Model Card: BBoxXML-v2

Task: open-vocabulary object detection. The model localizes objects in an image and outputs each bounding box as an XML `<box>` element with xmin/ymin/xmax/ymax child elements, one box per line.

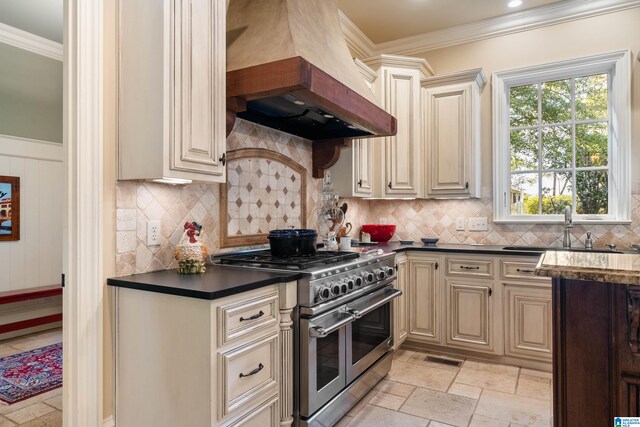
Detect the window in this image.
<box><xmin>493</xmin><ymin>51</ymin><xmax>632</xmax><ymax>223</ymax></box>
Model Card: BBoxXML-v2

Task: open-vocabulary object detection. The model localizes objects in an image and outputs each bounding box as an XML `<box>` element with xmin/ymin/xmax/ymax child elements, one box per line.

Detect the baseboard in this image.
<box><xmin>103</xmin><ymin>415</ymin><xmax>115</xmax><ymax>427</ymax></box>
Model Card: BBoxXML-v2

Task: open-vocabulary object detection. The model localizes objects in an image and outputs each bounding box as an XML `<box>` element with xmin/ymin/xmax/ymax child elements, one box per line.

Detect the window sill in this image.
<box><xmin>493</xmin><ymin>218</ymin><xmax>632</xmax><ymax>225</ymax></box>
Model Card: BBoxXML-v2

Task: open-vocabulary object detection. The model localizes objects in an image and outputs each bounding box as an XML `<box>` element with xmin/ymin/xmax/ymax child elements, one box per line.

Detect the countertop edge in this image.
<box><xmin>535</xmin><ymin>252</ymin><xmax>640</xmax><ymax>286</ymax></box>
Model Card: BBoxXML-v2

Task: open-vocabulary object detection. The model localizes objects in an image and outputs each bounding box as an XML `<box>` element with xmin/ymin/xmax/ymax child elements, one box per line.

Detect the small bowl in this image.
<box><xmin>421</xmin><ymin>237</ymin><xmax>439</xmax><ymax>245</ymax></box>
<box><xmin>399</xmin><ymin>240</ymin><xmax>414</xmax><ymax>245</ymax></box>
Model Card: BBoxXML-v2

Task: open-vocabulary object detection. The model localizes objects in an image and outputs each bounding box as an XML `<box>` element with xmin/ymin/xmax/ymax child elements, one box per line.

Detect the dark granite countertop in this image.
<box><xmin>352</xmin><ymin>242</ymin><xmax>545</xmax><ymax>257</ymax></box>
<box><xmin>107</xmin><ymin>266</ymin><xmax>303</xmax><ymax>300</ymax></box>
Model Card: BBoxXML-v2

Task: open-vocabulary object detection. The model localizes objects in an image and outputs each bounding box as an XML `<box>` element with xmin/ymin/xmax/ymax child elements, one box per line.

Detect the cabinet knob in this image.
<box><xmin>358</xmin><ymin>179</ymin><xmax>363</xmax><ymax>187</ymax></box>
<box><xmin>219</xmin><ymin>152</ymin><xmax>226</xmax><ymax>166</ymax></box>
<box><xmin>388</xmin><ymin>181</ymin><xmax>392</xmax><ymax>189</ymax></box>
<box><xmin>465</xmin><ymin>182</ymin><xmax>469</xmax><ymax>189</ymax></box>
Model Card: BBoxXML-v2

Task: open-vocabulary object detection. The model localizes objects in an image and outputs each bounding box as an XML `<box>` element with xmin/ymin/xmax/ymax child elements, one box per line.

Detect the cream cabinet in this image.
<box><xmin>406</xmin><ymin>253</ymin><xmax>443</xmax><ymax>345</ymax></box>
<box><xmin>118</xmin><ymin>0</ymin><xmax>226</xmax><ymax>183</ymax></box>
<box><xmin>393</xmin><ymin>254</ymin><xmax>408</xmax><ymax>349</ymax></box>
<box><xmin>115</xmin><ymin>282</ymin><xmax>297</xmax><ymax>427</ymax></box>
<box><xmin>330</xmin><ymin>59</ymin><xmax>377</xmax><ymax>198</ymax></box>
<box><xmin>363</xmin><ymin>55</ymin><xmax>433</xmax><ymax>198</ymax></box>
<box><xmin>445</xmin><ymin>277</ymin><xmax>499</xmax><ymax>354</ymax></box>
<box><xmin>421</xmin><ymin>69</ymin><xmax>485</xmax><ymax>198</ymax></box>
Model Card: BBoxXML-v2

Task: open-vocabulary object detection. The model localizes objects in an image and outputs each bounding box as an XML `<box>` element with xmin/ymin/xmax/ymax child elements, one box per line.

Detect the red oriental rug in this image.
<box><xmin>0</xmin><ymin>343</ymin><xmax>62</xmax><ymax>404</ymax></box>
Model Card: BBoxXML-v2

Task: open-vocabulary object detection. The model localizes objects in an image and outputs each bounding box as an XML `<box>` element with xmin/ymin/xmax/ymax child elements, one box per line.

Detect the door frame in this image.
<box><xmin>63</xmin><ymin>0</ymin><xmax>104</xmax><ymax>426</ymax></box>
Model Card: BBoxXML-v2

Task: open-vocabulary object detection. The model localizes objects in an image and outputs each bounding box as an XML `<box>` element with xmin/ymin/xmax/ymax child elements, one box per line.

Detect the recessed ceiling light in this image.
<box><xmin>508</xmin><ymin>0</ymin><xmax>522</xmax><ymax>7</ymax></box>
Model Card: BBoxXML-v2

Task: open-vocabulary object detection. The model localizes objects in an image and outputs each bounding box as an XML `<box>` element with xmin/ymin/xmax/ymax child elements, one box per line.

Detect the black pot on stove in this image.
<box><xmin>267</xmin><ymin>229</ymin><xmax>318</xmax><ymax>258</ymax></box>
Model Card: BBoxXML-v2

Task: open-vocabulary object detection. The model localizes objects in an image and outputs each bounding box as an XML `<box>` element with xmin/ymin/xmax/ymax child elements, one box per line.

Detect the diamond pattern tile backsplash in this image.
<box><xmin>342</xmin><ymin>194</ymin><xmax>640</xmax><ymax>251</ymax></box>
<box><xmin>115</xmin><ymin>119</ymin><xmax>322</xmax><ymax>275</ymax></box>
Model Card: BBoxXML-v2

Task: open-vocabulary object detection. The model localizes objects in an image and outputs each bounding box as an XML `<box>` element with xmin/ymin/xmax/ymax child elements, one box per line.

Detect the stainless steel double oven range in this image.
<box><xmin>216</xmin><ymin>249</ymin><xmax>401</xmax><ymax>426</ymax></box>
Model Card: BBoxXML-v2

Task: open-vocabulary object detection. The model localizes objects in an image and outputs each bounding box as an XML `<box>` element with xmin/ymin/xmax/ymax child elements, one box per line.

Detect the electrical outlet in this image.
<box><xmin>147</xmin><ymin>220</ymin><xmax>161</xmax><ymax>245</ymax></box>
<box><xmin>456</xmin><ymin>217</ymin><xmax>465</xmax><ymax>231</ymax></box>
<box><xmin>468</xmin><ymin>217</ymin><xmax>488</xmax><ymax>231</ymax></box>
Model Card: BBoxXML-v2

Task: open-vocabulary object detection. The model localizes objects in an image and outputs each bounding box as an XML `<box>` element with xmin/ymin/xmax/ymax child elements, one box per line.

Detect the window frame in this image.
<box><xmin>492</xmin><ymin>50</ymin><xmax>632</xmax><ymax>224</ymax></box>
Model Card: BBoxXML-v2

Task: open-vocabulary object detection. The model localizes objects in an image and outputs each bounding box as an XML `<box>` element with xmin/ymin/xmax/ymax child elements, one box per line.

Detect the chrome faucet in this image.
<box><xmin>562</xmin><ymin>205</ymin><xmax>573</xmax><ymax>248</ymax></box>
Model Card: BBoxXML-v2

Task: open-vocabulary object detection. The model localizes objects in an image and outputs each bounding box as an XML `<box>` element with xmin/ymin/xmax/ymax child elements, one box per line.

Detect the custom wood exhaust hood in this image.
<box><xmin>226</xmin><ymin>0</ymin><xmax>396</xmax><ymax>178</ymax></box>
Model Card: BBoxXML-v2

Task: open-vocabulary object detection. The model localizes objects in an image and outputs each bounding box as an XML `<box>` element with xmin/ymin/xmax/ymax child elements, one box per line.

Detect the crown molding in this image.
<box><xmin>338</xmin><ymin>10</ymin><xmax>375</xmax><ymax>58</ymax></box>
<box><xmin>353</xmin><ymin>58</ymin><xmax>378</xmax><ymax>83</ymax></box>
<box><xmin>362</xmin><ymin>53</ymin><xmax>435</xmax><ymax>77</ymax></box>
<box><xmin>0</xmin><ymin>22</ymin><xmax>63</xmax><ymax>61</ymax></box>
<box><xmin>340</xmin><ymin>0</ymin><xmax>640</xmax><ymax>57</ymax></box>
<box><xmin>421</xmin><ymin>68</ymin><xmax>487</xmax><ymax>88</ymax></box>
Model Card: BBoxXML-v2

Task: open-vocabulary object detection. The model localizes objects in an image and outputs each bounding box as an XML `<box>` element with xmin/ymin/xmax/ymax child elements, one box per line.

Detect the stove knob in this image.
<box><xmin>332</xmin><ymin>284</ymin><xmax>341</xmax><ymax>296</ymax></box>
<box><xmin>341</xmin><ymin>283</ymin><xmax>348</xmax><ymax>294</ymax></box>
<box><xmin>346</xmin><ymin>278</ymin><xmax>355</xmax><ymax>290</ymax></box>
<box><xmin>354</xmin><ymin>276</ymin><xmax>363</xmax><ymax>287</ymax></box>
<box><xmin>363</xmin><ymin>272</ymin><xmax>374</xmax><ymax>284</ymax></box>
<box><xmin>375</xmin><ymin>269</ymin><xmax>386</xmax><ymax>280</ymax></box>
<box><xmin>317</xmin><ymin>286</ymin><xmax>331</xmax><ymax>301</ymax></box>
<box><xmin>386</xmin><ymin>266</ymin><xmax>395</xmax><ymax>277</ymax></box>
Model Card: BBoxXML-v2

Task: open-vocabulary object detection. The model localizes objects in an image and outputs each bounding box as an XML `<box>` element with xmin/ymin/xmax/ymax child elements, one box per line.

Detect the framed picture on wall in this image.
<box><xmin>0</xmin><ymin>176</ymin><xmax>20</xmax><ymax>241</ymax></box>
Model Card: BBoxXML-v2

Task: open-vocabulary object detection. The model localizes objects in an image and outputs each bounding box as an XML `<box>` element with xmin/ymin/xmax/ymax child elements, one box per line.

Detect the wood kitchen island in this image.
<box><xmin>536</xmin><ymin>251</ymin><xmax>640</xmax><ymax>426</ymax></box>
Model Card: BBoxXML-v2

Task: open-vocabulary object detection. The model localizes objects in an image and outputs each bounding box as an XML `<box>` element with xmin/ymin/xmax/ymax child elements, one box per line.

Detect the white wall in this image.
<box><xmin>0</xmin><ymin>134</ymin><xmax>63</xmax><ymax>291</ymax></box>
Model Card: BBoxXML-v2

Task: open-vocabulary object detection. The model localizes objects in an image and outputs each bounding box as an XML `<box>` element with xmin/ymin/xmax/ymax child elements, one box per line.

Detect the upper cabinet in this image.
<box><xmin>330</xmin><ymin>59</ymin><xmax>377</xmax><ymax>198</ymax></box>
<box><xmin>421</xmin><ymin>69</ymin><xmax>486</xmax><ymax>198</ymax></box>
<box><xmin>363</xmin><ymin>55</ymin><xmax>432</xmax><ymax>198</ymax></box>
<box><xmin>118</xmin><ymin>0</ymin><xmax>227</xmax><ymax>183</ymax></box>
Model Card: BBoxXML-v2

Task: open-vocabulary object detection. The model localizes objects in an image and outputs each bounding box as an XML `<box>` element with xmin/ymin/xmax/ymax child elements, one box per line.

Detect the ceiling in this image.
<box><xmin>0</xmin><ymin>0</ymin><xmax>63</xmax><ymax>43</ymax></box>
<box><xmin>337</xmin><ymin>0</ymin><xmax>567</xmax><ymax>44</ymax></box>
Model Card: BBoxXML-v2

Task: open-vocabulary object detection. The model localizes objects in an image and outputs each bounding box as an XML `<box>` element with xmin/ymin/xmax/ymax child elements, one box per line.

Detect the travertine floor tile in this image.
<box><xmin>475</xmin><ymin>390</ymin><xmax>551</xmax><ymax>426</ymax></box>
<box><xmin>350</xmin><ymin>405</ymin><xmax>430</xmax><ymax>427</ymax></box>
<box><xmin>454</xmin><ymin>360</ymin><xmax>519</xmax><ymax>394</ymax></box>
<box><xmin>346</xmin><ymin>389</ymin><xmax>376</xmax><ymax>417</ymax></box>
<box><xmin>0</xmin><ymin>390</ymin><xmax>62</xmax><ymax>416</ymax></box>
<box><xmin>0</xmin><ymin>415</ymin><xmax>16</xmax><ymax>427</ymax></box>
<box><xmin>4</xmin><ymin>403</ymin><xmax>54</xmax><ymax>425</ymax></box>
<box><xmin>400</xmin><ymin>387</ymin><xmax>476</xmax><ymax>427</ymax></box>
<box><xmin>42</xmin><ymin>394</ymin><xmax>62</xmax><ymax>411</ymax></box>
<box><xmin>334</xmin><ymin>415</ymin><xmax>352</xmax><ymax>427</ymax></box>
<box><xmin>448</xmin><ymin>383</ymin><xmax>482</xmax><ymax>399</ymax></box>
<box><xmin>469</xmin><ymin>414</ymin><xmax>510</xmax><ymax>426</ymax></box>
<box><xmin>16</xmin><ymin>410</ymin><xmax>61</xmax><ymax>427</ymax></box>
<box><xmin>429</xmin><ymin>421</ymin><xmax>454</xmax><ymax>427</ymax></box>
<box><xmin>373</xmin><ymin>379</ymin><xmax>416</xmax><ymax>397</ymax></box>
<box><xmin>516</xmin><ymin>375</ymin><xmax>551</xmax><ymax>401</ymax></box>
<box><xmin>368</xmin><ymin>391</ymin><xmax>406</xmax><ymax>411</ymax></box>
<box><xmin>388</xmin><ymin>361</ymin><xmax>456</xmax><ymax>391</ymax></box>
<box><xmin>520</xmin><ymin>368</ymin><xmax>552</xmax><ymax>380</ymax></box>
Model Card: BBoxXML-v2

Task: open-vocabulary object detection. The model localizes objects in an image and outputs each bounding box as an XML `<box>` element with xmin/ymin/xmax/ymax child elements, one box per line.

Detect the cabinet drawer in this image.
<box><xmin>501</xmin><ymin>260</ymin><xmax>548</xmax><ymax>282</ymax></box>
<box><xmin>218</xmin><ymin>290</ymin><xmax>279</xmax><ymax>346</ymax></box>
<box><xmin>225</xmin><ymin>395</ymin><xmax>279</xmax><ymax>427</ymax></box>
<box><xmin>218</xmin><ymin>332</ymin><xmax>279</xmax><ymax>419</ymax></box>
<box><xmin>446</xmin><ymin>258</ymin><xmax>493</xmax><ymax>278</ymax></box>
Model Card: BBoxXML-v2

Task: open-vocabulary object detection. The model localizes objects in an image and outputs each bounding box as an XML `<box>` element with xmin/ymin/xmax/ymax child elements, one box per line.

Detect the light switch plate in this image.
<box><xmin>456</xmin><ymin>217</ymin><xmax>465</xmax><ymax>231</ymax></box>
<box><xmin>147</xmin><ymin>220</ymin><xmax>161</xmax><ymax>246</ymax></box>
<box><xmin>469</xmin><ymin>217</ymin><xmax>488</xmax><ymax>231</ymax></box>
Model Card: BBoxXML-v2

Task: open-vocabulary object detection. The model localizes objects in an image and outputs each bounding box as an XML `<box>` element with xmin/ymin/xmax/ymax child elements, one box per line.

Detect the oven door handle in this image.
<box><xmin>346</xmin><ymin>288</ymin><xmax>402</xmax><ymax>319</ymax></box>
<box><xmin>309</xmin><ymin>312</ymin><xmax>354</xmax><ymax>338</ymax></box>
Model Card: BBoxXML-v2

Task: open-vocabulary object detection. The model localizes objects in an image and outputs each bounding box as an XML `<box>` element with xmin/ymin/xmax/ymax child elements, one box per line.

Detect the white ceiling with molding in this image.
<box><xmin>0</xmin><ymin>0</ymin><xmax>63</xmax><ymax>43</ymax></box>
<box><xmin>337</xmin><ymin>0</ymin><xmax>566</xmax><ymax>43</ymax></box>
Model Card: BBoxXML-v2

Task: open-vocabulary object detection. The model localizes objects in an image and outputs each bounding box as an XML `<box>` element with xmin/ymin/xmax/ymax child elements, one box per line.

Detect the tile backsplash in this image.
<box><xmin>115</xmin><ymin>119</ymin><xmax>322</xmax><ymax>275</ymax></box>
<box><xmin>343</xmin><ymin>194</ymin><xmax>640</xmax><ymax>250</ymax></box>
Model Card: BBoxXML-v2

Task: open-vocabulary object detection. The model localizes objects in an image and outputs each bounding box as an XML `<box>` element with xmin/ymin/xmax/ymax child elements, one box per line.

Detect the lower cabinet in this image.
<box><xmin>400</xmin><ymin>252</ymin><xmax>551</xmax><ymax>366</ymax></box>
<box><xmin>115</xmin><ymin>282</ymin><xmax>297</xmax><ymax>427</ymax></box>
<box><xmin>406</xmin><ymin>253</ymin><xmax>443</xmax><ymax>345</ymax></box>
<box><xmin>445</xmin><ymin>278</ymin><xmax>499</xmax><ymax>354</ymax></box>
<box><xmin>503</xmin><ymin>283</ymin><xmax>552</xmax><ymax>361</ymax></box>
<box><xmin>393</xmin><ymin>254</ymin><xmax>408</xmax><ymax>349</ymax></box>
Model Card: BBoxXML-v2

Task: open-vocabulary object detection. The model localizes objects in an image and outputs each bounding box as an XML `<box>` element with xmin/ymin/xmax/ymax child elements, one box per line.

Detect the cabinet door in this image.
<box><xmin>407</xmin><ymin>255</ymin><xmax>442</xmax><ymax>344</ymax></box>
<box><xmin>503</xmin><ymin>284</ymin><xmax>552</xmax><ymax>361</ymax></box>
<box><xmin>393</xmin><ymin>255</ymin><xmax>408</xmax><ymax>349</ymax></box>
<box><xmin>170</xmin><ymin>0</ymin><xmax>226</xmax><ymax>180</ymax></box>
<box><xmin>384</xmin><ymin>70</ymin><xmax>420</xmax><ymax>197</ymax></box>
<box><xmin>353</xmin><ymin>139</ymin><xmax>373</xmax><ymax>197</ymax></box>
<box><xmin>446</xmin><ymin>278</ymin><xmax>498</xmax><ymax>353</ymax></box>
<box><xmin>424</xmin><ymin>83</ymin><xmax>471</xmax><ymax>197</ymax></box>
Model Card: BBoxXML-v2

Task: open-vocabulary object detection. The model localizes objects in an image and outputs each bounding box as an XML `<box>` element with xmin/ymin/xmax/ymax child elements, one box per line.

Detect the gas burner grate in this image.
<box><xmin>217</xmin><ymin>250</ymin><xmax>359</xmax><ymax>270</ymax></box>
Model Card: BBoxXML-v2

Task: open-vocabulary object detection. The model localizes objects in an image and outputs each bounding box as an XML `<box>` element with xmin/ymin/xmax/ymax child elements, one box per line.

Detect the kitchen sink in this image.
<box><xmin>502</xmin><ymin>245</ymin><xmax>622</xmax><ymax>254</ymax></box>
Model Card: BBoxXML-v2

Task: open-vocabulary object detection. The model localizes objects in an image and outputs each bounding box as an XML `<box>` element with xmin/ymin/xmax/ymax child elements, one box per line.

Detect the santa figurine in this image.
<box><xmin>174</xmin><ymin>221</ymin><xmax>208</xmax><ymax>274</ymax></box>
